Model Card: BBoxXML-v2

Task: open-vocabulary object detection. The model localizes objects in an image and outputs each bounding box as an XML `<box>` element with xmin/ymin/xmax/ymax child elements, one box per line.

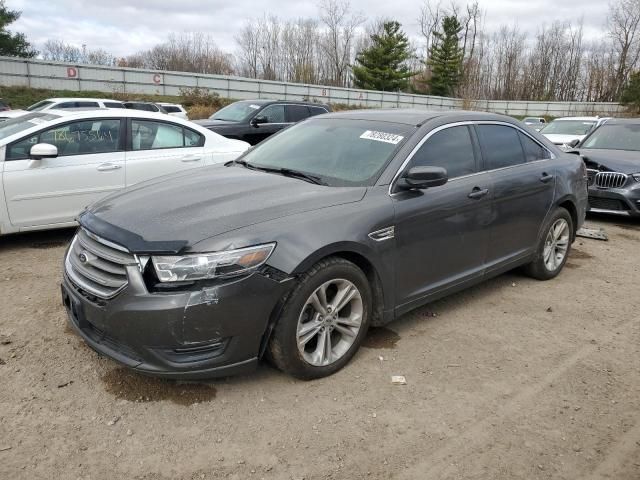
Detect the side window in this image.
<box><xmin>131</xmin><ymin>120</ymin><xmax>184</xmax><ymax>150</ymax></box>
<box><xmin>259</xmin><ymin>105</ymin><xmax>285</xmax><ymax>123</ymax></box>
<box><xmin>519</xmin><ymin>132</ymin><xmax>550</xmax><ymax>162</ymax></box>
<box><xmin>7</xmin><ymin>120</ymin><xmax>121</xmax><ymax>159</ymax></box>
<box><xmin>409</xmin><ymin>126</ymin><xmax>476</xmax><ymax>178</ymax></box>
<box><xmin>75</xmin><ymin>101</ymin><xmax>99</xmax><ymax>108</ymax></box>
<box><xmin>56</xmin><ymin>102</ymin><xmax>76</xmax><ymax>109</ymax></box>
<box><xmin>103</xmin><ymin>102</ymin><xmax>125</xmax><ymax>109</ymax></box>
<box><xmin>309</xmin><ymin>106</ymin><xmax>328</xmax><ymax>117</ymax></box>
<box><xmin>184</xmin><ymin>128</ymin><xmax>204</xmax><ymax>147</ymax></box>
<box><xmin>476</xmin><ymin>125</ymin><xmax>526</xmax><ymax>170</ymax></box>
<box><xmin>286</xmin><ymin>105</ymin><xmax>310</xmax><ymax>123</ymax></box>
<box><xmin>6</xmin><ymin>134</ymin><xmax>39</xmax><ymax>160</ymax></box>
<box><xmin>40</xmin><ymin>119</ymin><xmax>121</xmax><ymax>156</ymax></box>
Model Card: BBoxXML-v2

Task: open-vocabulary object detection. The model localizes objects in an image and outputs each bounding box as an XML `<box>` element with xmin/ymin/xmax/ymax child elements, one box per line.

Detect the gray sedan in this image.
<box><xmin>62</xmin><ymin>110</ymin><xmax>588</xmax><ymax>380</ymax></box>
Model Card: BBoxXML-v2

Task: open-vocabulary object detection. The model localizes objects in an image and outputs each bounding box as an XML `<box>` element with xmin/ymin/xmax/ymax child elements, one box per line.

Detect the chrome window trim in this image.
<box><xmin>388</xmin><ymin>120</ymin><xmax>556</xmax><ymax>196</ymax></box>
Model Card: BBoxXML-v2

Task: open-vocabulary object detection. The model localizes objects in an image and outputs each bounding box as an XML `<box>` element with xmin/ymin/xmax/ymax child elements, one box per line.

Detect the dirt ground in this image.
<box><xmin>0</xmin><ymin>214</ymin><xmax>638</xmax><ymax>480</ymax></box>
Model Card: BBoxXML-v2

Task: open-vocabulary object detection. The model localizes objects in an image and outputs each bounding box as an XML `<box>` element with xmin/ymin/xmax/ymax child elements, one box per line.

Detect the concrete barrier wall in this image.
<box><xmin>0</xmin><ymin>56</ymin><xmax>626</xmax><ymax>117</ymax></box>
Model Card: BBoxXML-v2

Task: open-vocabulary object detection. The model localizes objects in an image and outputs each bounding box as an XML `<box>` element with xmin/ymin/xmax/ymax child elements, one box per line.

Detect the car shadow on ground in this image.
<box><xmin>0</xmin><ymin>227</ymin><xmax>76</xmax><ymax>252</ymax></box>
<box><xmin>585</xmin><ymin>211</ymin><xmax>639</xmax><ymax>229</ymax></box>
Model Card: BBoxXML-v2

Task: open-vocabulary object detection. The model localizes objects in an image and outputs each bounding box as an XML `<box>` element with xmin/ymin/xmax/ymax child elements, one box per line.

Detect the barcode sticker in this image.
<box><xmin>360</xmin><ymin>130</ymin><xmax>404</xmax><ymax>144</ymax></box>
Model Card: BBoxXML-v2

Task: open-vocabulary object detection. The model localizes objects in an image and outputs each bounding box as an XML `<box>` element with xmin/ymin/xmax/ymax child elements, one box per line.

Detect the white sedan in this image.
<box><xmin>0</xmin><ymin>109</ymin><xmax>249</xmax><ymax>235</ymax></box>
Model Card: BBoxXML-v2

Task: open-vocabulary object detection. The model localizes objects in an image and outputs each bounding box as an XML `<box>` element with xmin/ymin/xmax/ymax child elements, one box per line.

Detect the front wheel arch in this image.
<box><xmin>259</xmin><ymin>248</ymin><xmax>387</xmax><ymax>360</ymax></box>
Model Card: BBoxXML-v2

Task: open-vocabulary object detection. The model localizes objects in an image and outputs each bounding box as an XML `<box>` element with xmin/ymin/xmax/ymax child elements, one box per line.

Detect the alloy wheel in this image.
<box><xmin>296</xmin><ymin>279</ymin><xmax>363</xmax><ymax>367</ymax></box>
<box><xmin>543</xmin><ymin>218</ymin><xmax>570</xmax><ymax>271</ymax></box>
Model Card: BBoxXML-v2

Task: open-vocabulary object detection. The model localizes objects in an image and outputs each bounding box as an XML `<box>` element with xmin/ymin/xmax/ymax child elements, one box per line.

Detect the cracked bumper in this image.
<box><xmin>61</xmin><ymin>268</ymin><xmax>294</xmax><ymax>380</ymax></box>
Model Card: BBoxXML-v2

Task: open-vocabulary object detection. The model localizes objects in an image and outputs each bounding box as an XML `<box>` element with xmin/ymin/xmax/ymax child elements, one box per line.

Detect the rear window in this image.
<box><xmin>27</xmin><ymin>100</ymin><xmax>55</xmax><ymax>111</ymax></box>
<box><xmin>75</xmin><ymin>101</ymin><xmax>100</xmax><ymax>108</ymax></box>
<box><xmin>124</xmin><ymin>103</ymin><xmax>157</xmax><ymax>112</ymax></box>
<box><xmin>309</xmin><ymin>106</ymin><xmax>329</xmax><ymax>117</ymax></box>
<box><xmin>287</xmin><ymin>105</ymin><xmax>311</xmax><ymax>122</ymax></box>
<box><xmin>162</xmin><ymin>106</ymin><xmax>181</xmax><ymax>113</ymax></box>
<box><xmin>477</xmin><ymin>124</ymin><xmax>526</xmax><ymax>170</ymax></box>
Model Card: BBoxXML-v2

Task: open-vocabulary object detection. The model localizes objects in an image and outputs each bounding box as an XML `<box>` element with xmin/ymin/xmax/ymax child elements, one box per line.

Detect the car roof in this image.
<box><xmin>45</xmin><ymin>98</ymin><xmax>123</xmax><ymax>103</ymax></box>
<box><xmin>234</xmin><ymin>99</ymin><xmax>329</xmax><ymax>108</ymax></box>
<box><xmin>552</xmin><ymin>116</ymin><xmax>600</xmax><ymax>121</ymax></box>
<box><xmin>43</xmin><ymin>108</ymin><xmax>176</xmax><ymax>120</ymax></box>
<box><xmin>599</xmin><ymin>118</ymin><xmax>640</xmax><ymax>125</ymax></box>
<box><xmin>320</xmin><ymin>109</ymin><xmax>518</xmax><ymax>126</ymax></box>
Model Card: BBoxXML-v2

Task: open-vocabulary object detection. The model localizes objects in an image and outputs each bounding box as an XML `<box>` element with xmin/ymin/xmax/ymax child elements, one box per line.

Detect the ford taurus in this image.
<box><xmin>61</xmin><ymin>110</ymin><xmax>588</xmax><ymax>380</ymax></box>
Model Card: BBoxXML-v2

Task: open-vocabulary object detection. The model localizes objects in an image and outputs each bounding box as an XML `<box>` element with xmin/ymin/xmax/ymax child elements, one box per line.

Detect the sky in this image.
<box><xmin>9</xmin><ymin>0</ymin><xmax>610</xmax><ymax>58</ymax></box>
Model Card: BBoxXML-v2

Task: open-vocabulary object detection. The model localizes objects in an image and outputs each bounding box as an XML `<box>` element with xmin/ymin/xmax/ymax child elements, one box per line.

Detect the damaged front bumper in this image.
<box><xmin>588</xmin><ymin>183</ymin><xmax>640</xmax><ymax>217</ymax></box>
<box><xmin>61</xmin><ymin>266</ymin><xmax>294</xmax><ymax>379</ymax></box>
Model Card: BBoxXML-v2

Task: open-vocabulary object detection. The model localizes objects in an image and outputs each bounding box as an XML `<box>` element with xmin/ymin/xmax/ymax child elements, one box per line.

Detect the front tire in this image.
<box><xmin>525</xmin><ymin>207</ymin><xmax>573</xmax><ymax>280</ymax></box>
<box><xmin>268</xmin><ymin>257</ymin><xmax>372</xmax><ymax>379</ymax></box>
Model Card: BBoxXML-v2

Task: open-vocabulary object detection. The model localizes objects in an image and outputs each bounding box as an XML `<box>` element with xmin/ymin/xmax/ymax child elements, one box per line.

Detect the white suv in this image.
<box><xmin>157</xmin><ymin>103</ymin><xmax>188</xmax><ymax>120</ymax></box>
<box><xmin>26</xmin><ymin>98</ymin><xmax>125</xmax><ymax>111</ymax></box>
<box><xmin>0</xmin><ymin>109</ymin><xmax>249</xmax><ymax>235</ymax></box>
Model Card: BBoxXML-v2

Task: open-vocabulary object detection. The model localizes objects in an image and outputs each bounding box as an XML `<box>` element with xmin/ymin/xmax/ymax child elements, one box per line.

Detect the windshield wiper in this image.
<box><xmin>225</xmin><ymin>159</ymin><xmax>255</xmax><ymax>168</ymax></box>
<box><xmin>262</xmin><ymin>167</ymin><xmax>326</xmax><ymax>185</ymax></box>
<box><xmin>224</xmin><ymin>161</ymin><xmax>325</xmax><ymax>185</ymax></box>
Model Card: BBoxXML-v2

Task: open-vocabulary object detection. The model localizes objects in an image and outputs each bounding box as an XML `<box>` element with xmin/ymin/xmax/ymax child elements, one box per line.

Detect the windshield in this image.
<box><xmin>0</xmin><ymin>113</ymin><xmax>59</xmax><ymax>140</ymax></box>
<box><xmin>237</xmin><ymin>118</ymin><xmax>414</xmax><ymax>187</ymax></box>
<box><xmin>581</xmin><ymin>123</ymin><xmax>640</xmax><ymax>151</ymax></box>
<box><xmin>540</xmin><ymin>120</ymin><xmax>595</xmax><ymax>135</ymax></box>
<box><xmin>211</xmin><ymin>102</ymin><xmax>262</xmax><ymax>122</ymax></box>
<box><xmin>27</xmin><ymin>100</ymin><xmax>55</xmax><ymax>112</ymax></box>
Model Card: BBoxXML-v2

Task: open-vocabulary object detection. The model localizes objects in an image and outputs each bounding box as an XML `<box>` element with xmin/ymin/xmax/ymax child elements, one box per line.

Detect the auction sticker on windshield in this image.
<box><xmin>360</xmin><ymin>130</ymin><xmax>404</xmax><ymax>144</ymax></box>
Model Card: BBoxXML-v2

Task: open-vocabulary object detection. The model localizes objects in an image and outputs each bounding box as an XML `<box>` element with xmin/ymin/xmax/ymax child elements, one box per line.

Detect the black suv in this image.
<box><xmin>195</xmin><ymin>100</ymin><xmax>330</xmax><ymax>145</ymax></box>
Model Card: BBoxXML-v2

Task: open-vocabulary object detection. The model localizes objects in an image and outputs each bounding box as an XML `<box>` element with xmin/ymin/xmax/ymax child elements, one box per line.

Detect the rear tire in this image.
<box><xmin>268</xmin><ymin>257</ymin><xmax>372</xmax><ymax>380</ymax></box>
<box><xmin>524</xmin><ymin>207</ymin><xmax>573</xmax><ymax>280</ymax></box>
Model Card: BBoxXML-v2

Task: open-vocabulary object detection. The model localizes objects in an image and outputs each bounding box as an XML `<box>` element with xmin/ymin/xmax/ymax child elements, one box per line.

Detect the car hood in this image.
<box><xmin>574</xmin><ymin>149</ymin><xmax>640</xmax><ymax>174</ymax></box>
<box><xmin>81</xmin><ymin>165</ymin><xmax>366</xmax><ymax>253</ymax></box>
<box><xmin>541</xmin><ymin>133</ymin><xmax>586</xmax><ymax>145</ymax></box>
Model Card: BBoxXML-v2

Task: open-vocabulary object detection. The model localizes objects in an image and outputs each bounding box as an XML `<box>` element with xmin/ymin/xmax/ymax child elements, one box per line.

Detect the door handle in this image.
<box><xmin>468</xmin><ymin>187</ymin><xmax>489</xmax><ymax>199</ymax></box>
<box><xmin>539</xmin><ymin>172</ymin><xmax>554</xmax><ymax>183</ymax></box>
<box><xmin>181</xmin><ymin>156</ymin><xmax>202</xmax><ymax>162</ymax></box>
<box><xmin>96</xmin><ymin>163</ymin><xmax>122</xmax><ymax>171</ymax></box>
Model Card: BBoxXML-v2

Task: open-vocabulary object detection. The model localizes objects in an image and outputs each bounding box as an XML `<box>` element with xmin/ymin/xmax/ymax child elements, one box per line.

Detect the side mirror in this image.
<box><xmin>399</xmin><ymin>166</ymin><xmax>448</xmax><ymax>190</ymax></box>
<box><xmin>29</xmin><ymin>143</ymin><xmax>58</xmax><ymax>160</ymax></box>
<box><xmin>251</xmin><ymin>116</ymin><xmax>268</xmax><ymax>127</ymax></box>
<box><xmin>567</xmin><ymin>139</ymin><xmax>580</xmax><ymax>148</ymax></box>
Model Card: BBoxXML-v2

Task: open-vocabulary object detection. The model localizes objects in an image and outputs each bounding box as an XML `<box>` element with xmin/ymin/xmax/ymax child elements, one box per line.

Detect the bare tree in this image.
<box><xmin>608</xmin><ymin>0</ymin><xmax>640</xmax><ymax>98</ymax></box>
<box><xmin>127</xmin><ymin>33</ymin><xmax>234</xmax><ymax>75</ymax></box>
<box><xmin>41</xmin><ymin>39</ymin><xmax>115</xmax><ymax>65</ymax></box>
<box><xmin>318</xmin><ymin>0</ymin><xmax>364</xmax><ymax>86</ymax></box>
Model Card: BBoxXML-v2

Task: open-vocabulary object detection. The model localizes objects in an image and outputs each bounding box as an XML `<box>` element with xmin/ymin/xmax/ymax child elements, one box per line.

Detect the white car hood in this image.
<box><xmin>542</xmin><ymin>133</ymin><xmax>586</xmax><ymax>145</ymax></box>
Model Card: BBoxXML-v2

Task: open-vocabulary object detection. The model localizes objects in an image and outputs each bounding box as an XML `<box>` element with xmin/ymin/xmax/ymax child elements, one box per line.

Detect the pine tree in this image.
<box><xmin>620</xmin><ymin>71</ymin><xmax>640</xmax><ymax>113</ymax></box>
<box><xmin>427</xmin><ymin>16</ymin><xmax>463</xmax><ymax>97</ymax></box>
<box><xmin>352</xmin><ymin>21</ymin><xmax>413</xmax><ymax>92</ymax></box>
<box><xmin>0</xmin><ymin>1</ymin><xmax>36</xmax><ymax>58</ymax></box>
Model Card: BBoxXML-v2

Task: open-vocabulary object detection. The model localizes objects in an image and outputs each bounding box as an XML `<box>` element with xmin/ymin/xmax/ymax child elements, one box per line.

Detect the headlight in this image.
<box><xmin>632</xmin><ymin>173</ymin><xmax>640</xmax><ymax>182</ymax></box>
<box><xmin>152</xmin><ymin>243</ymin><xmax>275</xmax><ymax>282</ymax></box>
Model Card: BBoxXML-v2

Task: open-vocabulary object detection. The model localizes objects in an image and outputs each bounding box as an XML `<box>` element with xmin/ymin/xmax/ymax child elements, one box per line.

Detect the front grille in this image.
<box><xmin>588</xmin><ymin>197</ymin><xmax>629</xmax><ymax>211</ymax></box>
<box><xmin>65</xmin><ymin>228</ymin><xmax>137</xmax><ymax>299</ymax></box>
<box><xmin>594</xmin><ymin>171</ymin><xmax>627</xmax><ymax>189</ymax></box>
